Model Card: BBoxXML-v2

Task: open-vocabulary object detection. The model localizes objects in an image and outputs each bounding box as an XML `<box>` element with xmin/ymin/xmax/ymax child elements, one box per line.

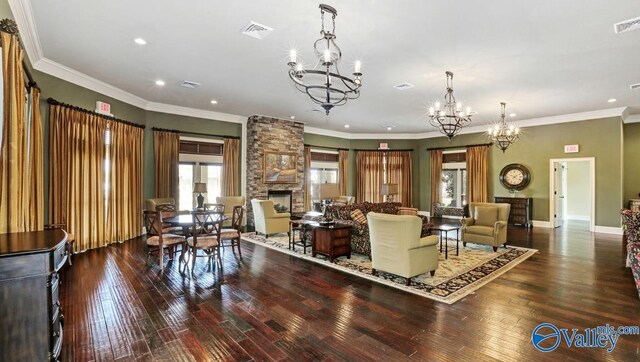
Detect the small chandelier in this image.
<box><xmin>287</xmin><ymin>4</ymin><xmax>362</xmax><ymax>115</ymax></box>
<box><xmin>428</xmin><ymin>71</ymin><xmax>472</xmax><ymax>140</ymax></box>
<box><xmin>488</xmin><ymin>102</ymin><xmax>520</xmax><ymax>152</ymax></box>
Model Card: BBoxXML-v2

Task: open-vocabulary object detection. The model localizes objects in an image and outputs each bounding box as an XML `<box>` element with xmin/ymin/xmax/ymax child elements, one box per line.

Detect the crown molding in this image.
<box><xmin>8</xmin><ymin>0</ymin><xmax>42</xmax><ymax>60</ymax></box>
<box><xmin>146</xmin><ymin>102</ymin><xmax>246</xmax><ymax>124</ymax></box>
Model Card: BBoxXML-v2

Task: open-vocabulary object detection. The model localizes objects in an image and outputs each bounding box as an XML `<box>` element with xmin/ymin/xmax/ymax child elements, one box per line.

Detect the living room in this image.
<box><xmin>1</xmin><ymin>1</ymin><xmax>639</xmax><ymax>360</ymax></box>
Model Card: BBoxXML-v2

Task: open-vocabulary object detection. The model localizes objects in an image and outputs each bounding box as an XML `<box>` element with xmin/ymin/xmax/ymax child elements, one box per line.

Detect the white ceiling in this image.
<box><xmin>19</xmin><ymin>0</ymin><xmax>640</xmax><ymax>133</ymax></box>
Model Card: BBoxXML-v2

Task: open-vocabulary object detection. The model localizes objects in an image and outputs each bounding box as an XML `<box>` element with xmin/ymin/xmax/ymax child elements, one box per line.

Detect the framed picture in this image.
<box><xmin>263</xmin><ymin>151</ymin><xmax>298</xmax><ymax>183</ymax></box>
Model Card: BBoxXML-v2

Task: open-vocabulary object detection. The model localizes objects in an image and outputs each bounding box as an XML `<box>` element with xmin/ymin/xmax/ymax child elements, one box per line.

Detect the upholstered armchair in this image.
<box><xmin>217</xmin><ymin>196</ymin><xmax>246</xmax><ymax>227</ymax></box>
<box><xmin>251</xmin><ymin>199</ymin><xmax>291</xmax><ymax>237</ymax></box>
<box><xmin>145</xmin><ymin>198</ymin><xmax>175</xmax><ymax>211</ymax></box>
<box><xmin>461</xmin><ymin>202</ymin><xmax>510</xmax><ymax>251</ymax></box>
<box><xmin>367</xmin><ymin>212</ymin><xmax>439</xmax><ymax>285</ymax></box>
<box><xmin>334</xmin><ymin>196</ymin><xmax>355</xmax><ymax>205</ymax></box>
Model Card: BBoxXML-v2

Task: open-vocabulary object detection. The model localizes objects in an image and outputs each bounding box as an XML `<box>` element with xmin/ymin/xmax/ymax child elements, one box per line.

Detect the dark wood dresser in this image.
<box><xmin>494</xmin><ymin>197</ymin><xmax>533</xmax><ymax>228</ymax></box>
<box><xmin>0</xmin><ymin>229</ymin><xmax>68</xmax><ymax>361</ymax></box>
<box><xmin>312</xmin><ymin>224</ymin><xmax>351</xmax><ymax>262</ymax></box>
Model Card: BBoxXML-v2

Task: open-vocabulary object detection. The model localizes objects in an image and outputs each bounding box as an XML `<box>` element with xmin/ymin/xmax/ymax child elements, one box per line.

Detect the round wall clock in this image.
<box><xmin>499</xmin><ymin>163</ymin><xmax>531</xmax><ymax>191</ymax></box>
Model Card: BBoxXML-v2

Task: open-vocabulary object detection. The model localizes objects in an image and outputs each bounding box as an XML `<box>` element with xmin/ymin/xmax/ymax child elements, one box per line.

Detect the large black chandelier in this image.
<box><xmin>428</xmin><ymin>71</ymin><xmax>472</xmax><ymax>140</ymax></box>
<box><xmin>488</xmin><ymin>102</ymin><xmax>520</xmax><ymax>152</ymax></box>
<box><xmin>287</xmin><ymin>4</ymin><xmax>362</xmax><ymax>115</ymax></box>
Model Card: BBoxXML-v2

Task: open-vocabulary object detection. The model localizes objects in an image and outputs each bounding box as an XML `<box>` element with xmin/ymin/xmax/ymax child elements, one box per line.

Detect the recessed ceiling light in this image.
<box><xmin>509</xmin><ymin>113</ymin><xmax>516</xmax><ymax>117</ymax></box>
<box><xmin>290</xmin><ymin>115</ymin><xmax>295</xmax><ymax>120</ymax></box>
<box><xmin>344</xmin><ymin>125</ymin><xmax>350</xmax><ymax>128</ymax></box>
<box><xmin>134</xmin><ymin>38</ymin><xmax>146</xmax><ymax>45</ymax></box>
<box><xmin>155</xmin><ymin>80</ymin><xmax>165</xmax><ymax>86</ymax></box>
<box><xmin>210</xmin><ymin>99</ymin><xmax>218</xmax><ymax>105</ymax></box>
<box><xmin>386</xmin><ymin>126</ymin><xmax>393</xmax><ymax>131</ymax></box>
<box><xmin>608</xmin><ymin>98</ymin><xmax>617</xmax><ymax>103</ymax></box>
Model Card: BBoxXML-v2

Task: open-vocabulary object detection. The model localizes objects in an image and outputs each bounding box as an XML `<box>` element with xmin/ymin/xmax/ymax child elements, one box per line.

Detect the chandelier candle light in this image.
<box><xmin>428</xmin><ymin>71</ymin><xmax>472</xmax><ymax>140</ymax></box>
<box><xmin>488</xmin><ymin>102</ymin><xmax>520</xmax><ymax>152</ymax></box>
<box><xmin>287</xmin><ymin>4</ymin><xmax>363</xmax><ymax>115</ymax></box>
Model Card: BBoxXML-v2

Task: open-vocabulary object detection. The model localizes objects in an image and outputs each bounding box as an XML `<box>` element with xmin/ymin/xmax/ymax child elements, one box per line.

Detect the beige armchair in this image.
<box><xmin>367</xmin><ymin>212</ymin><xmax>439</xmax><ymax>285</ymax></box>
<box><xmin>145</xmin><ymin>198</ymin><xmax>175</xmax><ymax>211</ymax></box>
<box><xmin>461</xmin><ymin>202</ymin><xmax>511</xmax><ymax>251</ymax></box>
<box><xmin>251</xmin><ymin>199</ymin><xmax>291</xmax><ymax>237</ymax></box>
<box><xmin>334</xmin><ymin>196</ymin><xmax>355</xmax><ymax>205</ymax></box>
<box><xmin>216</xmin><ymin>196</ymin><xmax>246</xmax><ymax>227</ymax></box>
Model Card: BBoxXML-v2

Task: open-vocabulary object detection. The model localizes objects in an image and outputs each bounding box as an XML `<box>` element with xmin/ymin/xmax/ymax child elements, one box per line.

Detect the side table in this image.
<box><xmin>289</xmin><ymin>219</ymin><xmax>316</xmax><ymax>253</ymax></box>
<box><xmin>312</xmin><ymin>223</ymin><xmax>351</xmax><ymax>262</ymax></box>
<box><xmin>431</xmin><ymin>225</ymin><xmax>460</xmax><ymax>259</ymax></box>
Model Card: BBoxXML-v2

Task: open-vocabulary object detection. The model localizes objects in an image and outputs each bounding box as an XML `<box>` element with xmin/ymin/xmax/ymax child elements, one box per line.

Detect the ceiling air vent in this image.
<box><xmin>180</xmin><ymin>81</ymin><xmax>201</xmax><ymax>89</ymax></box>
<box><xmin>393</xmin><ymin>82</ymin><xmax>415</xmax><ymax>90</ymax></box>
<box><xmin>241</xmin><ymin>21</ymin><xmax>274</xmax><ymax>40</ymax></box>
<box><xmin>614</xmin><ymin>16</ymin><xmax>640</xmax><ymax>34</ymax></box>
<box><xmin>631</xmin><ymin>83</ymin><xmax>640</xmax><ymax>90</ymax></box>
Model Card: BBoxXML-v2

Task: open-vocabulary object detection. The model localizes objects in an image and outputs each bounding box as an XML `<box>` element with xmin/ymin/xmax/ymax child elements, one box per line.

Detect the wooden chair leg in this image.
<box><xmin>405</xmin><ymin>278</ymin><xmax>411</xmax><ymax>286</ymax></box>
<box><xmin>237</xmin><ymin>238</ymin><xmax>242</xmax><ymax>259</ymax></box>
<box><xmin>493</xmin><ymin>246</ymin><xmax>498</xmax><ymax>252</ymax></box>
<box><xmin>372</xmin><ymin>268</ymin><xmax>376</xmax><ymax>276</ymax></box>
<box><xmin>430</xmin><ymin>270</ymin><xmax>436</xmax><ymax>276</ymax></box>
<box><xmin>191</xmin><ymin>247</ymin><xmax>197</xmax><ymax>272</ymax></box>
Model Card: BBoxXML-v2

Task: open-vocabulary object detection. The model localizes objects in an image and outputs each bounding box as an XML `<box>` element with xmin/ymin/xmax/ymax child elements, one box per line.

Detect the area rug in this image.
<box><xmin>241</xmin><ymin>232</ymin><xmax>537</xmax><ymax>304</ymax></box>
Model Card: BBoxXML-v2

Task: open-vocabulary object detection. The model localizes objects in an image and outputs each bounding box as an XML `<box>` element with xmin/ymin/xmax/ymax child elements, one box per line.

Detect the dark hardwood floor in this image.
<box><xmin>59</xmin><ymin>220</ymin><xmax>640</xmax><ymax>361</ymax></box>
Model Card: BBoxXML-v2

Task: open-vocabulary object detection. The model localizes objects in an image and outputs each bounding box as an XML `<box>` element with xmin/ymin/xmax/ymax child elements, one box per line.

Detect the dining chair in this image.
<box><xmin>188</xmin><ymin>210</ymin><xmax>223</xmax><ymax>272</ymax></box>
<box><xmin>204</xmin><ymin>203</ymin><xmax>225</xmax><ymax>213</ymax></box>
<box><xmin>220</xmin><ymin>205</ymin><xmax>244</xmax><ymax>259</ymax></box>
<box><xmin>143</xmin><ymin>210</ymin><xmax>187</xmax><ymax>270</ymax></box>
<box><xmin>155</xmin><ymin>204</ymin><xmax>184</xmax><ymax>235</ymax></box>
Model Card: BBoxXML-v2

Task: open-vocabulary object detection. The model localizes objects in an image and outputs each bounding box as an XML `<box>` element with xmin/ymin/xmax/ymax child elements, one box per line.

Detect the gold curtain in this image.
<box><xmin>27</xmin><ymin>87</ymin><xmax>43</xmax><ymax>231</ymax></box>
<box><xmin>429</xmin><ymin>150</ymin><xmax>443</xmax><ymax>216</ymax></box>
<box><xmin>356</xmin><ymin>151</ymin><xmax>384</xmax><ymax>203</ymax></box>
<box><xmin>467</xmin><ymin>145</ymin><xmax>489</xmax><ymax>202</ymax></box>
<box><xmin>0</xmin><ymin>31</ymin><xmax>27</xmax><ymax>233</ymax></box>
<box><xmin>106</xmin><ymin>121</ymin><xmax>144</xmax><ymax>243</ymax></box>
<box><xmin>222</xmin><ymin>138</ymin><xmax>239</xmax><ymax>196</ymax></box>
<box><xmin>49</xmin><ymin>105</ymin><xmax>107</xmax><ymax>252</ymax></box>
<box><xmin>153</xmin><ymin>130</ymin><xmax>179</xmax><ymax>198</ymax></box>
<box><xmin>304</xmin><ymin>146</ymin><xmax>311</xmax><ymax>211</ymax></box>
<box><xmin>338</xmin><ymin>149</ymin><xmax>348</xmax><ymax>196</ymax></box>
<box><xmin>387</xmin><ymin>151</ymin><xmax>412</xmax><ymax>206</ymax></box>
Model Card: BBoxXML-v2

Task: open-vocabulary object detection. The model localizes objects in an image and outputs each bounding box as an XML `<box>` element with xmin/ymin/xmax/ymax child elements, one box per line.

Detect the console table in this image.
<box><xmin>0</xmin><ymin>229</ymin><xmax>68</xmax><ymax>361</ymax></box>
<box><xmin>312</xmin><ymin>224</ymin><xmax>351</xmax><ymax>262</ymax></box>
<box><xmin>494</xmin><ymin>196</ymin><xmax>533</xmax><ymax>228</ymax></box>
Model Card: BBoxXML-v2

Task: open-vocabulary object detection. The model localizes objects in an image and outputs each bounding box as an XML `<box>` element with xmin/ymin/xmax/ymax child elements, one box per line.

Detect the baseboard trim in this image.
<box><xmin>532</xmin><ymin>220</ymin><xmax>553</xmax><ymax>228</ymax></box>
<box><xmin>594</xmin><ymin>226</ymin><xmax>623</xmax><ymax>235</ymax></box>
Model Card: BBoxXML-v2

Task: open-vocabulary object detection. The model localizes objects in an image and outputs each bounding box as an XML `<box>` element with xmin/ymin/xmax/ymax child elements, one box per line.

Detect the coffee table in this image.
<box><xmin>431</xmin><ymin>225</ymin><xmax>460</xmax><ymax>259</ymax></box>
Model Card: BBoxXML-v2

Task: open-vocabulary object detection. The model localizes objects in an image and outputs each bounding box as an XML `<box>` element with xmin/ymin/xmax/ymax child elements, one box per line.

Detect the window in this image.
<box><xmin>201</xmin><ymin>164</ymin><xmax>223</xmax><ymax>202</ymax></box>
<box><xmin>178</xmin><ymin>163</ymin><xmax>194</xmax><ymax>210</ymax></box>
<box><xmin>442</xmin><ymin>161</ymin><xmax>466</xmax><ymax>207</ymax></box>
<box><xmin>177</xmin><ymin>138</ymin><xmax>225</xmax><ymax>209</ymax></box>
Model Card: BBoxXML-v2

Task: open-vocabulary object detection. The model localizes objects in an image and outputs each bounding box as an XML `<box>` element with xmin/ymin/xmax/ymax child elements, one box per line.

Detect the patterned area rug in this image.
<box><xmin>241</xmin><ymin>232</ymin><xmax>538</xmax><ymax>304</ymax></box>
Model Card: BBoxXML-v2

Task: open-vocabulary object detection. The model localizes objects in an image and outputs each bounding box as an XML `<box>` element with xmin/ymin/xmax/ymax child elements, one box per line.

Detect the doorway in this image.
<box><xmin>549</xmin><ymin>158</ymin><xmax>595</xmax><ymax>231</ymax></box>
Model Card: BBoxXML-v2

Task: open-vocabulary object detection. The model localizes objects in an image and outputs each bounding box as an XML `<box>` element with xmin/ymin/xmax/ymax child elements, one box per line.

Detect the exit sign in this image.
<box><xmin>564</xmin><ymin>144</ymin><xmax>579</xmax><ymax>153</ymax></box>
<box><xmin>96</xmin><ymin>101</ymin><xmax>112</xmax><ymax>116</ymax></box>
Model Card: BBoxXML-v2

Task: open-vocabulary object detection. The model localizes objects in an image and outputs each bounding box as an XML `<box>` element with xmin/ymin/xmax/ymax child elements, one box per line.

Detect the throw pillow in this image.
<box><xmin>397</xmin><ymin>207</ymin><xmax>418</xmax><ymax>216</ymax></box>
<box><xmin>351</xmin><ymin>209</ymin><xmax>367</xmax><ymax>224</ymax></box>
<box><xmin>474</xmin><ymin>206</ymin><xmax>498</xmax><ymax>227</ymax></box>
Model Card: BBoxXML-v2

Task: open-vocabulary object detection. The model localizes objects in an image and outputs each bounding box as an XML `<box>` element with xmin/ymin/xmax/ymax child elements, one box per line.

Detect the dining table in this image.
<box><xmin>164</xmin><ymin>212</ymin><xmax>227</xmax><ymax>236</ymax></box>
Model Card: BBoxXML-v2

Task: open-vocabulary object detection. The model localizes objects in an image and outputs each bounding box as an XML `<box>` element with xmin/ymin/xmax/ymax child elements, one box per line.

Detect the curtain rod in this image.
<box><xmin>47</xmin><ymin>98</ymin><xmax>145</xmax><ymax>129</ymax></box>
<box><xmin>353</xmin><ymin>149</ymin><xmax>414</xmax><ymax>152</ymax></box>
<box><xmin>426</xmin><ymin>142</ymin><xmax>492</xmax><ymax>151</ymax></box>
<box><xmin>151</xmin><ymin>127</ymin><xmax>240</xmax><ymax>140</ymax></box>
<box><xmin>1</xmin><ymin>19</ymin><xmax>39</xmax><ymax>90</ymax></box>
<box><xmin>304</xmin><ymin>144</ymin><xmax>349</xmax><ymax>151</ymax></box>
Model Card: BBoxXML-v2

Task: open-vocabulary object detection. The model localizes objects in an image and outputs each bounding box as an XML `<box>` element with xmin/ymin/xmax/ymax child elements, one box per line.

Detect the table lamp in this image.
<box><xmin>193</xmin><ymin>182</ymin><xmax>207</xmax><ymax>209</ymax></box>
<box><xmin>381</xmin><ymin>183</ymin><xmax>399</xmax><ymax>203</ymax></box>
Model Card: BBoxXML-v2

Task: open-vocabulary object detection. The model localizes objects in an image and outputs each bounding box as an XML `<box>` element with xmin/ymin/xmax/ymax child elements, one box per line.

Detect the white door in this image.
<box><xmin>553</xmin><ymin>162</ymin><xmax>566</xmax><ymax>228</ymax></box>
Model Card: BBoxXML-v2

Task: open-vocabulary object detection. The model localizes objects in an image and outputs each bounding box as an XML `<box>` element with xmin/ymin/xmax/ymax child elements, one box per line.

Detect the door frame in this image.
<box><xmin>549</xmin><ymin>157</ymin><xmax>595</xmax><ymax>231</ymax></box>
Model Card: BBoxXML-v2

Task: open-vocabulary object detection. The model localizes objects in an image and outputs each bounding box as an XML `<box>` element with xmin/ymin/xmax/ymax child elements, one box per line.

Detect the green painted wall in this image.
<box><xmin>421</xmin><ymin>117</ymin><xmax>624</xmax><ymax>227</ymax></box>
<box><xmin>624</xmin><ymin>123</ymin><xmax>640</xmax><ymax>205</ymax></box>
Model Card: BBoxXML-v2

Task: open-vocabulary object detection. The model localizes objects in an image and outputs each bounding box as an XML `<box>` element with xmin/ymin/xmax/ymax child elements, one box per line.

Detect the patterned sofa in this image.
<box><xmin>304</xmin><ymin>202</ymin><xmax>432</xmax><ymax>257</ymax></box>
<box><xmin>621</xmin><ymin>209</ymin><xmax>640</xmax><ymax>299</ymax></box>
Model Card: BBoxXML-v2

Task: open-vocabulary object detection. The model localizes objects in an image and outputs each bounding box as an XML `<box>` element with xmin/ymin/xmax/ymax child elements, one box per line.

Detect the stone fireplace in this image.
<box><xmin>246</xmin><ymin>115</ymin><xmax>304</xmax><ymax>227</ymax></box>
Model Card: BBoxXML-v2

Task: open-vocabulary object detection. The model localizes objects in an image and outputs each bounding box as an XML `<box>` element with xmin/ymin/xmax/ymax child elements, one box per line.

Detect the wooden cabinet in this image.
<box><xmin>494</xmin><ymin>197</ymin><xmax>533</xmax><ymax>228</ymax></box>
<box><xmin>312</xmin><ymin>224</ymin><xmax>351</xmax><ymax>262</ymax></box>
<box><xmin>0</xmin><ymin>229</ymin><xmax>68</xmax><ymax>362</ymax></box>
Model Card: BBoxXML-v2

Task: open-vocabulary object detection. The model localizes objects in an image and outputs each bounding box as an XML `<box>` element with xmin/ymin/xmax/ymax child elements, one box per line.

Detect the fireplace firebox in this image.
<box><xmin>267</xmin><ymin>190</ymin><xmax>293</xmax><ymax>213</ymax></box>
